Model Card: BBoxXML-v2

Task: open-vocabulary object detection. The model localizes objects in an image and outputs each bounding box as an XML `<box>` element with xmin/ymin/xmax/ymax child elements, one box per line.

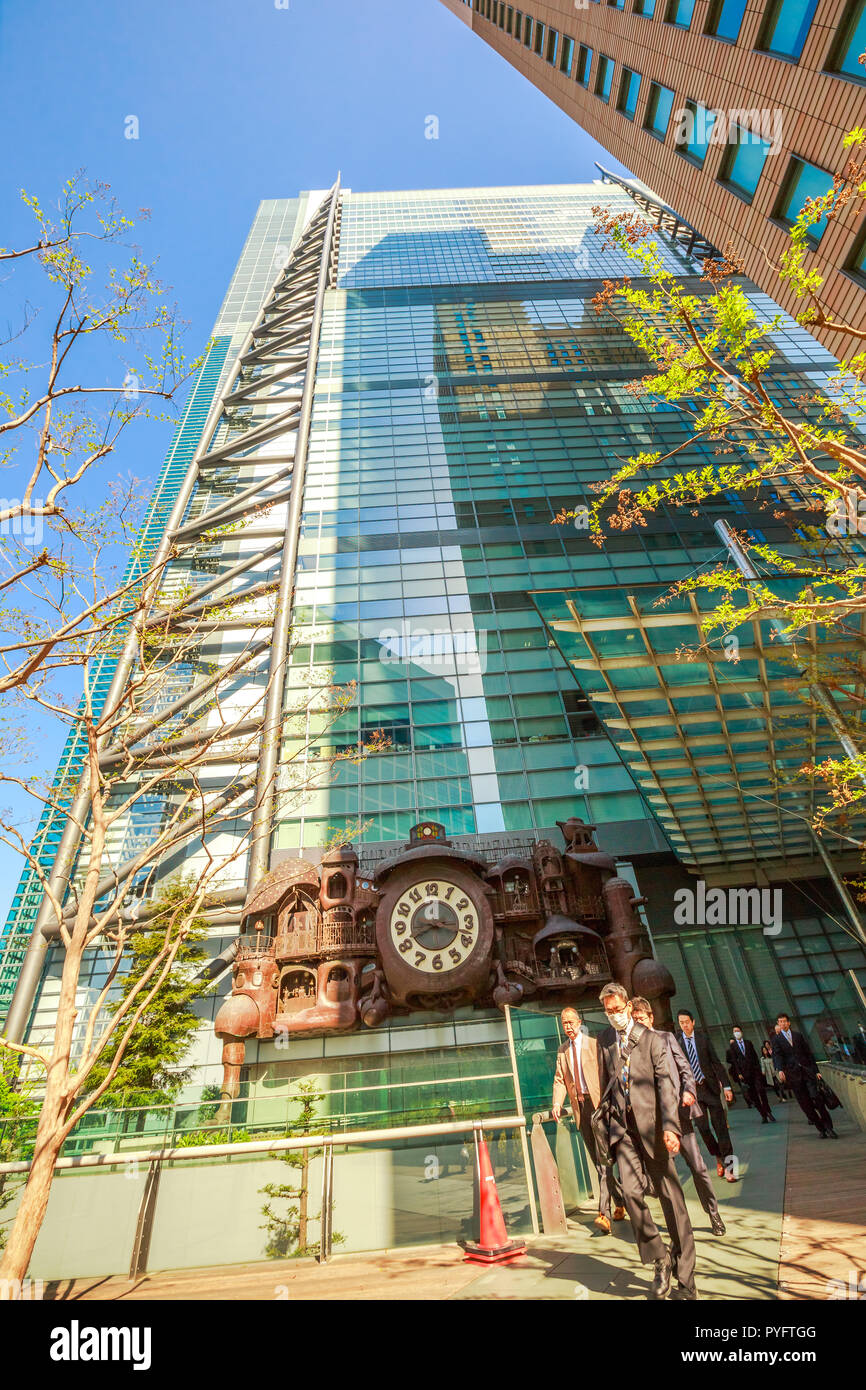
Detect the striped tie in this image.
<box><xmin>618</xmin><ymin>1033</ymin><xmax>630</xmax><ymax>1098</ymax></box>
<box><xmin>685</xmin><ymin>1034</ymin><xmax>705</xmax><ymax>1084</ymax></box>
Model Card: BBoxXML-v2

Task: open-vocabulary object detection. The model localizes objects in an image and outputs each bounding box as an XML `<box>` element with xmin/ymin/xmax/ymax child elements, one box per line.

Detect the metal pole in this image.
<box><xmin>246</xmin><ymin>180</ymin><xmax>341</xmax><ymax>894</ymax></box>
<box><xmin>0</xmin><ymin>1114</ymin><xmax>528</xmax><ymax>1177</ymax></box>
<box><xmin>503</xmin><ymin>1003</ymin><xmax>540</xmax><ymax>1236</ymax></box>
<box><xmin>714</xmin><ymin>518</ymin><xmax>866</xmax><ymax>948</ymax></box>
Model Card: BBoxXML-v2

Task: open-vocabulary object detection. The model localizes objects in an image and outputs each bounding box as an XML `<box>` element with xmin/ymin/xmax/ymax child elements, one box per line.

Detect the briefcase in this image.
<box><xmin>590</xmin><ymin>1100</ymin><xmax>614</xmax><ymax>1167</ymax></box>
<box><xmin>817</xmin><ymin>1076</ymin><xmax>842</xmax><ymax>1111</ymax></box>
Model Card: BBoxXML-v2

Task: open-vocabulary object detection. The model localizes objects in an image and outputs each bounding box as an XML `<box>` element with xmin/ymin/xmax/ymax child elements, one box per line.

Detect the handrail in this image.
<box><xmin>0</xmin><ymin>1113</ymin><xmax>526</xmax><ymax>1176</ymax></box>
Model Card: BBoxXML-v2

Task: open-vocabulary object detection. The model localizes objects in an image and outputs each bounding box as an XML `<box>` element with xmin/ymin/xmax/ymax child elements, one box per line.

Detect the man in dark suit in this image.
<box><xmin>631</xmin><ymin>997</ymin><xmax>725</xmax><ymax>1237</ymax></box>
<box><xmin>597</xmin><ymin>983</ymin><xmax>697</xmax><ymax>1300</ymax></box>
<box><xmin>726</xmin><ymin>1026</ymin><xmax>775</xmax><ymax>1123</ymax></box>
<box><xmin>772</xmin><ymin>1012</ymin><xmax>837</xmax><ymax>1139</ymax></box>
<box><xmin>677</xmin><ymin>1010</ymin><xmax>738</xmax><ymax>1182</ymax></box>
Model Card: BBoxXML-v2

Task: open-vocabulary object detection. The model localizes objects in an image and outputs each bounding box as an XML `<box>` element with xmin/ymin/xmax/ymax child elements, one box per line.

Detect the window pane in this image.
<box><xmin>759</xmin><ymin>0</ymin><xmax>819</xmax><ymax>58</ymax></box>
<box><xmin>576</xmin><ymin>43</ymin><xmax>593</xmax><ymax>85</ymax></box>
<box><xmin>706</xmin><ymin>0</ymin><xmax>748</xmax><ymax>38</ymax></box>
<box><xmin>720</xmin><ymin>129</ymin><xmax>771</xmax><ymax>198</ymax></box>
<box><xmin>778</xmin><ymin>157</ymin><xmax>835</xmax><ymax>240</ymax></box>
<box><xmin>616</xmin><ymin>68</ymin><xmax>642</xmax><ymax>118</ymax></box>
<box><xmin>523</xmin><ymin>13</ymin><xmax>533</xmax><ymax>43</ymax></box>
<box><xmin>677</xmin><ymin>100</ymin><xmax>716</xmax><ymax>164</ymax></box>
<box><xmin>595</xmin><ymin>54</ymin><xmax>614</xmax><ymax>101</ymax></box>
<box><xmin>849</xmin><ymin>233</ymin><xmax>866</xmax><ymax>279</ymax></box>
<box><xmin>560</xmin><ymin>35</ymin><xmax>575</xmax><ymax>73</ymax></box>
<box><xmin>828</xmin><ymin>0</ymin><xmax>866</xmax><ymax>78</ymax></box>
<box><xmin>643</xmin><ymin>81</ymin><xmax>675</xmax><ymax>137</ymax></box>
<box><xmin>534</xmin><ymin>20</ymin><xmax>545</xmax><ymax>53</ymax></box>
<box><xmin>667</xmin><ymin>0</ymin><xmax>696</xmax><ymax>25</ymax></box>
<box><xmin>546</xmin><ymin>26</ymin><xmax>559</xmax><ymax>63</ymax></box>
<box><xmin>634</xmin><ymin>0</ymin><xmax>657</xmax><ymax>12</ymax></box>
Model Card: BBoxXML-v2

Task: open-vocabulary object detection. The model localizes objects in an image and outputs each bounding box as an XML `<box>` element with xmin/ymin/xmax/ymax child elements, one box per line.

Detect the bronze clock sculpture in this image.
<box><xmin>214</xmin><ymin>816</ymin><xmax>675</xmax><ymax>1112</ymax></box>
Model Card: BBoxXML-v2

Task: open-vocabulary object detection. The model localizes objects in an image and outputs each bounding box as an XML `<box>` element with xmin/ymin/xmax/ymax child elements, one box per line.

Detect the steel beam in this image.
<box><xmin>245</xmin><ymin>181</ymin><xmax>341</xmax><ymax>893</ymax></box>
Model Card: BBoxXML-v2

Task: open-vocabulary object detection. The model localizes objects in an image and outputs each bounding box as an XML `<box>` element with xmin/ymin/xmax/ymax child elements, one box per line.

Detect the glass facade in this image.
<box><xmin>828</xmin><ymin>0</ymin><xmax>866</xmax><ymax>79</ymax></box>
<box><xmin>575</xmin><ymin>42</ymin><xmax>593</xmax><ymax>86</ymax></box>
<box><xmin>759</xmin><ymin>0</ymin><xmax>820</xmax><ymax>57</ymax></box>
<box><xmin>616</xmin><ymin>67</ymin><xmax>642</xmax><ymax>119</ymax></box>
<box><xmin>595</xmin><ymin>53</ymin><xmax>614</xmax><ymax>101</ymax></box>
<box><xmin>643</xmin><ymin>81</ymin><xmax>675</xmax><ymax>139</ymax></box>
<box><xmin>777</xmin><ymin>157</ymin><xmax>835</xmax><ymax>240</ymax></box>
<box><xmin>10</xmin><ymin>181</ymin><xmax>865</xmax><ymax>1141</ymax></box>
<box><xmin>705</xmin><ymin>0</ymin><xmax>748</xmax><ymax>39</ymax></box>
<box><xmin>666</xmin><ymin>0</ymin><xmax>696</xmax><ymax>25</ymax></box>
<box><xmin>719</xmin><ymin>129</ymin><xmax>772</xmax><ymax>200</ymax></box>
<box><xmin>677</xmin><ymin>100</ymin><xmax>717</xmax><ymax>166</ymax></box>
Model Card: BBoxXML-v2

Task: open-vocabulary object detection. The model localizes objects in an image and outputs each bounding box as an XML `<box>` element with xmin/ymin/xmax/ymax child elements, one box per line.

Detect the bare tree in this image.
<box><xmin>0</xmin><ymin>569</ymin><xmax>379</xmax><ymax>1284</ymax></box>
<box><xmin>0</xmin><ymin>175</ymin><xmax>384</xmax><ymax>1286</ymax></box>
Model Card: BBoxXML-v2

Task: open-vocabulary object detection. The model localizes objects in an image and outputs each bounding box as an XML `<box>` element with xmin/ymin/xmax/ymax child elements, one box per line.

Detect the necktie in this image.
<box><xmin>685</xmin><ymin>1034</ymin><xmax>705</xmax><ymax>1084</ymax></box>
<box><xmin>618</xmin><ymin>1032</ymin><xmax>631</xmax><ymax>1101</ymax></box>
<box><xmin>739</xmin><ymin>1040</ymin><xmax>745</xmax><ymax>1055</ymax></box>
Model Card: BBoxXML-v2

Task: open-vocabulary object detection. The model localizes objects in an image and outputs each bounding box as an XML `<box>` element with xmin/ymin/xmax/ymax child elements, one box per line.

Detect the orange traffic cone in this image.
<box><xmin>460</xmin><ymin>1135</ymin><xmax>526</xmax><ymax>1265</ymax></box>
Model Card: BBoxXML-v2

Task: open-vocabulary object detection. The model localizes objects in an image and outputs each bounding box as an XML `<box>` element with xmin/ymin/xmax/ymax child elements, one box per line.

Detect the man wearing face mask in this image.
<box><xmin>552</xmin><ymin>1006</ymin><xmax>626</xmax><ymax>1233</ymax></box>
<box><xmin>630</xmin><ymin>997</ymin><xmax>726</xmax><ymax>1238</ymax></box>
<box><xmin>726</xmin><ymin>1026</ymin><xmax>775</xmax><ymax>1123</ymax></box>
<box><xmin>595</xmin><ymin>982</ymin><xmax>697</xmax><ymax>1300</ymax></box>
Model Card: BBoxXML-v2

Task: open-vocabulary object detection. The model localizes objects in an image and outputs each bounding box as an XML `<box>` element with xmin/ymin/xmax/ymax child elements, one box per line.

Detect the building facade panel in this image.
<box><xmin>443</xmin><ymin>0</ymin><xmax>866</xmax><ymax>358</ymax></box>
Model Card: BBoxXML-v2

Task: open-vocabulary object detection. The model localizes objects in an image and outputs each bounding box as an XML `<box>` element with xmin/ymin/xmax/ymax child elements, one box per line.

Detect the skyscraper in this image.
<box><xmin>3</xmin><ymin>180</ymin><xmax>864</xmax><ymax>1138</ymax></box>
<box><xmin>439</xmin><ymin>0</ymin><xmax>866</xmax><ymax>359</ymax></box>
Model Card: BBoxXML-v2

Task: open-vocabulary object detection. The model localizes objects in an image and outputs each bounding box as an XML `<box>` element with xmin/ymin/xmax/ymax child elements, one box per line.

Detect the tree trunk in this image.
<box><xmin>0</xmin><ymin>1091</ymin><xmax>66</xmax><ymax>1288</ymax></box>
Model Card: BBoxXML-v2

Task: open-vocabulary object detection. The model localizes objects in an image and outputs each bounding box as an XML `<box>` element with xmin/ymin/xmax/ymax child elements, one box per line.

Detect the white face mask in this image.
<box><xmin>608</xmin><ymin>1009</ymin><xmax>630</xmax><ymax>1032</ymax></box>
<box><xmin>733</xmin><ymin>1031</ymin><xmax>743</xmax><ymax>1041</ymax></box>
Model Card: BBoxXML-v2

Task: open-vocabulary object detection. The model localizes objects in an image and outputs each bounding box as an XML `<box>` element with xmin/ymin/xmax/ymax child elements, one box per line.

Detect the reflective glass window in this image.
<box><xmin>595</xmin><ymin>54</ymin><xmax>614</xmax><ymax>102</ymax></box>
<box><xmin>719</xmin><ymin>128</ymin><xmax>772</xmax><ymax>199</ymax></box>
<box><xmin>758</xmin><ymin>0</ymin><xmax>819</xmax><ymax>58</ymax></box>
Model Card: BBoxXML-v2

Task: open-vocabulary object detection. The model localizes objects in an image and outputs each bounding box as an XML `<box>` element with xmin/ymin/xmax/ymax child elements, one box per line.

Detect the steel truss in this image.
<box><xmin>3</xmin><ymin>180</ymin><xmax>342</xmax><ymax>1043</ymax></box>
<box><xmin>595</xmin><ymin>164</ymin><xmax>721</xmax><ymax>262</ymax></box>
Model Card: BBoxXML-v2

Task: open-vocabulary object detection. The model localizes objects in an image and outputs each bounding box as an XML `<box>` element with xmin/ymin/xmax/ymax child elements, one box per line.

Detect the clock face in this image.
<box><xmin>389</xmin><ymin>879</ymin><xmax>479</xmax><ymax>975</ymax></box>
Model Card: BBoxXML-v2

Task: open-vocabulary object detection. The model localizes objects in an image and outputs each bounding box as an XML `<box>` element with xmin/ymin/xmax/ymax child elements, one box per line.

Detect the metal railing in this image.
<box><xmin>0</xmin><ymin>1113</ymin><xmax>530</xmax><ymax>1275</ymax></box>
<box><xmin>595</xmin><ymin>164</ymin><xmax>721</xmax><ymax>262</ymax></box>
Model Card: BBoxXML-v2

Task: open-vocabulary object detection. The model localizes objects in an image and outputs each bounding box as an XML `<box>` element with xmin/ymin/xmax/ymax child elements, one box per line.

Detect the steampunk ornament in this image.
<box><xmin>213</xmin><ymin>815</ymin><xmax>675</xmax><ymax>1112</ymax></box>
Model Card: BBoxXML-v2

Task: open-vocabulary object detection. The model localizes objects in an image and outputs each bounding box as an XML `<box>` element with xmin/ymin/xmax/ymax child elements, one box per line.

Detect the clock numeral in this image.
<box><xmin>394</xmin><ymin>921</ymin><xmax>407</xmax><ymax>936</ymax></box>
<box><xmin>431</xmin><ymin>954</ymin><xmax>443</xmax><ymax>971</ymax></box>
<box><xmin>399</xmin><ymin>939</ymin><xmax>413</xmax><ymax>954</ymax></box>
<box><xmin>443</xmin><ymin>885</ymin><xmax>455</xmax><ymax>901</ymax></box>
<box><xmin>463</xmin><ymin>914</ymin><xmax>475</xmax><ymax>930</ymax></box>
<box><xmin>409</xmin><ymin>887</ymin><xmax>423</xmax><ymax>904</ymax></box>
<box><xmin>455</xmin><ymin>897</ymin><xmax>469</xmax><ymax>912</ymax></box>
<box><xmin>414</xmin><ymin>952</ymin><xmax>427</xmax><ymax>967</ymax></box>
<box><xmin>426</xmin><ymin>882</ymin><xmax>439</xmax><ymax>896</ymax></box>
<box><xmin>460</xmin><ymin>933</ymin><xmax>473</xmax><ymax>948</ymax></box>
<box><xmin>448</xmin><ymin>947</ymin><xmax>462</xmax><ymax>964</ymax></box>
<box><xmin>397</xmin><ymin>902</ymin><xmax>411</xmax><ymax>918</ymax></box>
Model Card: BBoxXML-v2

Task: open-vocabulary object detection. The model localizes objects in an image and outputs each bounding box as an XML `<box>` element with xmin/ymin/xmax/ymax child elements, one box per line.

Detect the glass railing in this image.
<box><xmin>8</xmin><ymin>1117</ymin><xmax>534</xmax><ymax>1281</ymax></box>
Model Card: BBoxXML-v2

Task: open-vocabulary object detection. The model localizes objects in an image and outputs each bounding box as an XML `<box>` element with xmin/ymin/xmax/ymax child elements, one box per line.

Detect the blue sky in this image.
<box><xmin>0</xmin><ymin>0</ymin><xmax>631</xmax><ymax>921</ymax></box>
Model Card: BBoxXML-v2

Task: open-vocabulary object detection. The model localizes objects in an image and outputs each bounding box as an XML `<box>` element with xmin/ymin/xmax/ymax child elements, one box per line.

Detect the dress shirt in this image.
<box><xmin>571</xmin><ymin>1034</ymin><xmax>588</xmax><ymax>1096</ymax></box>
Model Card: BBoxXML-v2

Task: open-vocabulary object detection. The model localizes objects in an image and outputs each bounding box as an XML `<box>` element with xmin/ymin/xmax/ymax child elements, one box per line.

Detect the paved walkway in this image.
<box><xmin>44</xmin><ymin>1103</ymin><xmax>865</xmax><ymax>1302</ymax></box>
<box><xmin>779</xmin><ymin>1104</ymin><xmax>866</xmax><ymax>1300</ymax></box>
